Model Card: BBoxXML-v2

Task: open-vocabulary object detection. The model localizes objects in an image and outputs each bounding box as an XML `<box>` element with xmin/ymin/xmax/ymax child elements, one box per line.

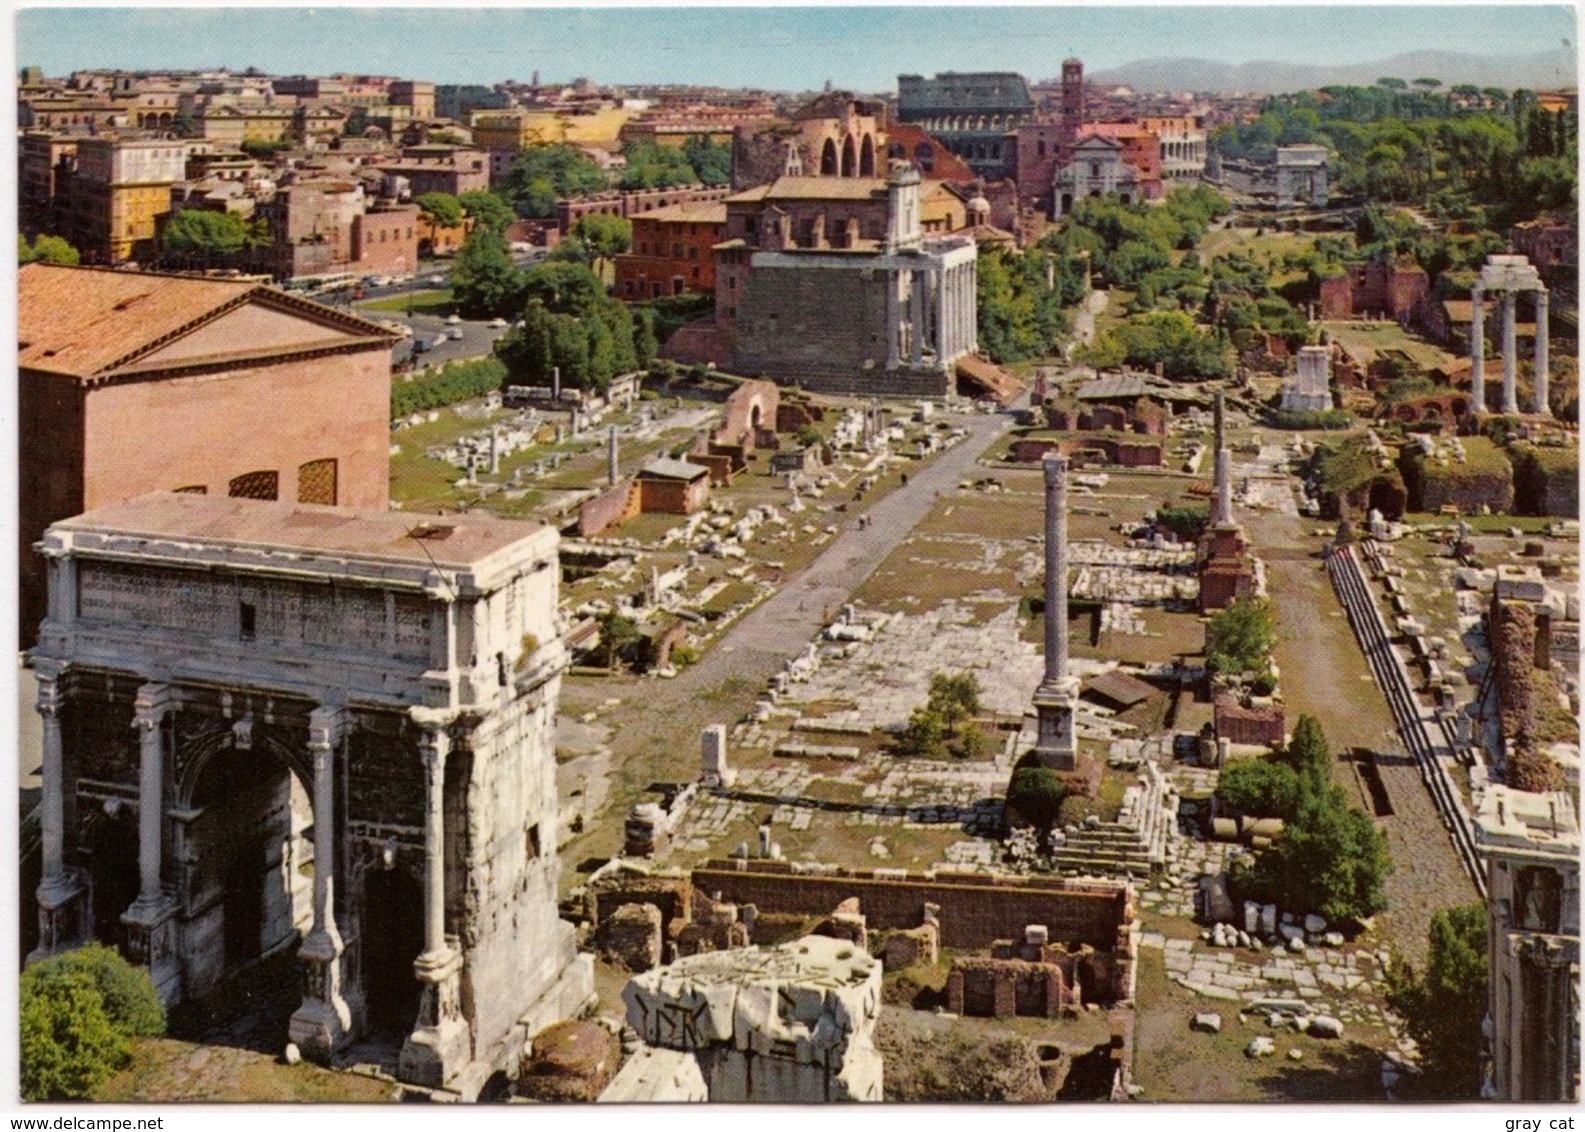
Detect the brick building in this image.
<box><xmin>614</xmin><ymin>201</ymin><xmax>728</xmax><ymax>299</ymax></box>
<box><xmin>17</xmin><ymin>264</ymin><xmax>398</xmax><ymax>641</ymax></box>
<box><xmin>376</xmin><ymin>144</ymin><xmax>490</xmax><ymax>197</ymax></box>
<box><xmin>733</xmin><ymin>94</ymin><xmax>889</xmax><ymax>187</ymax></box>
<box><xmin>1318</xmin><ymin>257</ymin><xmax>1430</xmax><ymax>324</ymax></box>
<box><xmin>896</xmin><ymin>71</ymin><xmax>1037</xmax><ymax>181</ymax></box>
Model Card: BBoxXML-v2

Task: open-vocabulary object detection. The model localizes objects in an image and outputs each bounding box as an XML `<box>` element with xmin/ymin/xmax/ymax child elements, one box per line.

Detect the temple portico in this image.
<box><xmin>1471</xmin><ymin>255</ymin><xmax>1549</xmax><ymax>416</ymax></box>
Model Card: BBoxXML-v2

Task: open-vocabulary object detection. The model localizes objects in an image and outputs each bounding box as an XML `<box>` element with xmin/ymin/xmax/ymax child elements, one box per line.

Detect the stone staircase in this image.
<box><xmin>1046</xmin><ymin>759</ymin><xmax>1176</xmax><ymax>879</ymax></box>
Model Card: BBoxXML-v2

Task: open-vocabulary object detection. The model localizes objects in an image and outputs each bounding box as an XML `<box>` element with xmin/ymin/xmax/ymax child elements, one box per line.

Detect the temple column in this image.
<box><xmin>1470</xmin><ymin>285</ymin><xmax>1485</xmax><ymax>412</ymax></box>
<box><xmin>885</xmin><ymin>268</ymin><xmax>900</xmax><ymax>369</ymax></box>
<box><xmin>910</xmin><ymin>269</ymin><xmax>926</xmax><ymax>366</ymax></box>
<box><xmin>935</xmin><ymin>266</ymin><xmax>949</xmax><ymax>363</ymax></box>
<box><xmin>30</xmin><ymin>663</ymin><xmax>88</xmax><ymax>964</ymax></box>
<box><xmin>1532</xmin><ymin>289</ymin><xmax>1549</xmax><ymax>415</ymax></box>
<box><xmin>121</xmin><ymin>683</ymin><xmax>181</xmax><ymax>1001</ymax></box>
<box><xmin>399</xmin><ymin>711</ymin><xmax>469</xmax><ymax>1089</ymax></box>
<box><xmin>289</xmin><ymin>705</ymin><xmax>353</xmax><ymax>1063</ymax></box>
<box><xmin>1501</xmin><ymin>288</ymin><xmax>1518</xmax><ymax>414</ymax></box>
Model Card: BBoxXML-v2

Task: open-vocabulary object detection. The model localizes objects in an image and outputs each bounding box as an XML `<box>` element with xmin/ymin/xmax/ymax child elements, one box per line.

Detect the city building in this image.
<box><xmin>1054</xmin><ymin>135</ymin><xmax>1144</xmax><ymax>216</ymax></box>
<box><xmin>28</xmin><ymin>492</ymin><xmax>593</xmax><ymax>1098</ymax></box>
<box><xmin>62</xmin><ymin>134</ymin><xmax>187</xmax><ymax>263</ymax></box>
<box><xmin>615</xmin><ymin>200</ymin><xmax>728</xmax><ymax>299</ymax></box>
<box><xmin>17</xmin><ymin>263</ymin><xmax>399</xmax><ymax>640</ymax></box>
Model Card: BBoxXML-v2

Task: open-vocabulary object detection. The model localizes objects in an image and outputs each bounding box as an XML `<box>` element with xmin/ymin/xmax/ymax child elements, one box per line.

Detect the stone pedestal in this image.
<box><xmin>400</xmin><ymin>947</ymin><xmax>470</xmax><ymax>1089</ymax></box>
<box><xmin>121</xmin><ymin>897</ymin><xmax>182</xmax><ymax>1005</ymax></box>
<box><xmin>29</xmin><ymin>872</ymin><xmax>89</xmax><ymax>966</ymax></box>
<box><xmin>288</xmin><ymin>924</ymin><xmax>353</xmax><ymax>1062</ymax></box>
<box><xmin>1032</xmin><ymin>675</ymin><xmax>1080</xmax><ymax>771</ymax></box>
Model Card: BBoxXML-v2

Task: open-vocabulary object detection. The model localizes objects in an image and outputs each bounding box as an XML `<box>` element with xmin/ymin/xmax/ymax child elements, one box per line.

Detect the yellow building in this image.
<box><xmin>69</xmin><ymin>136</ymin><xmax>187</xmax><ymax>263</ymax></box>
<box><xmin>469</xmin><ymin>106</ymin><xmax>631</xmax><ymax>152</ymax></box>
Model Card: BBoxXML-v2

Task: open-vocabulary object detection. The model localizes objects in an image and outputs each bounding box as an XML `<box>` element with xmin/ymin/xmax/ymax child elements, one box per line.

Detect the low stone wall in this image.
<box><xmin>577</xmin><ymin>478</ymin><xmax>639</xmax><ymax>538</ymax></box>
<box><xmin>691</xmin><ymin>863</ymin><xmax>1132</xmax><ymax>953</ymax></box>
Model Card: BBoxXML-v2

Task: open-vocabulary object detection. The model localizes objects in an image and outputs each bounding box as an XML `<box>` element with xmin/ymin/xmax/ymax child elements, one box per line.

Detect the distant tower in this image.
<box><xmin>1060</xmin><ymin>58</ymin><xmax>1085</xmax><ymax>150</ymax></box>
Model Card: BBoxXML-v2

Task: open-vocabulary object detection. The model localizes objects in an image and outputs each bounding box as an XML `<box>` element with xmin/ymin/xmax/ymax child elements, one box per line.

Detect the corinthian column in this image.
<box><xmin>289</xmin><ymin>705</ymin><xmax>352</xmax><ymax>1063</ymax></box>
<box><xmin>1470</xmin><ymin>284</ymin><xmax>1485</xmax><ymax>412</ymax></box>
<box><xmin>1533</xmin><ymin>289</ymin><xmax>1549</xmax><ymax>415</ymax></box>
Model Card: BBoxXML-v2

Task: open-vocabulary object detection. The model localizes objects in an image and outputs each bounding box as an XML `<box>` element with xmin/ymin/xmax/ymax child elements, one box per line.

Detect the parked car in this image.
<box><xmin>445</xmin><ymin>327</ymin><xmax>463</xmax><ymax>340</ymax></box>
<box><xmin>444</xmin><ymin>314</ymin><xmax>462</xmax><ymax>325</ymax></box>
<box><xmin>487</xmin><ymin>317</ymin><xmax>509</xmax><ymax>329</ymax></box>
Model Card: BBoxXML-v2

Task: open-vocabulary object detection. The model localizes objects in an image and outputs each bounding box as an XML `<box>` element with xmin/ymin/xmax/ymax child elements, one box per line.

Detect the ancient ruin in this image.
<box><xmin>28</xmin><ymin>492</ymin><xmax>592</xmax><ymax>1098</ymax></box>
<box><xmin>1031</xmin><ymin>453</ymin><xmax>1080</xmax><ymax>772</ymax></box>
<box><xmin>1471</xmin><ymin>254</ymin><xmax>1549</xmax><ymax>415</ymax></box>
<box><xmin>619</xmin><ymin>934</ymin><xmax>884</xmax><ymax>1102</ymax></box>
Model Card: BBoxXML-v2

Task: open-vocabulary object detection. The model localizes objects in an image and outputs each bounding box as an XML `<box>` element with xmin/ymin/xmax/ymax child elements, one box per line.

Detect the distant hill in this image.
<box><xmin>1088</xmin><ymin>48</ymin><xmax>1577</xmax><ymax>95</ymax></box>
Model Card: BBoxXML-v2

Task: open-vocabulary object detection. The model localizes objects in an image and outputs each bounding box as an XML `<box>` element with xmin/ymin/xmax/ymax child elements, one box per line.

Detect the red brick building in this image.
<box><xmin>1318</xmin><ymin>258</ymin><xmax>1429</xmax><ymax>324</ymax></box>
<box><xmin>615</xmin><ymin>200</ymin><xmax>727</xmax><ymax>299</ymax></box>
<box><xmin>18</xmin><ymin>264</ymin><xmax>398</xmax><ymax>640</ymax></box>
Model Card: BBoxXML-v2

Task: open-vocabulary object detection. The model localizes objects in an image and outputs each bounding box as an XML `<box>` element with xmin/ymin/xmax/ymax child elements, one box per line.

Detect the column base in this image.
<box><xmin>288</xmin><ymin>926</ymin><xmax>353</xmax><ymax>1063</ymax></box>
<box><xmin>121</xmin><ymin>896</ymin><xmax>182</xmax><ymax>1005</ymax></box>
<box><xmin>399</xmin><ymin>948</ymin><xmax>469</xmax><ymax>1090</ymax></box>
<box><xmin>28</xmin><ymin>872</ymin><xmax>90</xmax><ymax>965</ymax></box>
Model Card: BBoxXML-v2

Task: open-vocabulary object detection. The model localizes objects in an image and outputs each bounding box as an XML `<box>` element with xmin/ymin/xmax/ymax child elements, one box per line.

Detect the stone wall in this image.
<box><xmin>1512</xmin><ymin>446</ymin><xmax>1580</xmax><ymax>518</ymax></box>
<box><xmin>576</xmin><ymin>478</ymin><xmax>639</xmax><ymax>537</ymax></box>
<box><xmin>733</xmin><ymin>260</ymin><xmax>889</xmax><ymax>383</ymax></box>
<box><xmin>1402</xmin><ymin>447</ymin><xmax>1514</xmax><ymax>515</ymax></box>
<box><xmin>946</xmin><ymin>957</ymin><xmax>1071</xmax><ymax>1018</ymax></box>
<box><xmin>691</xmin><ymin>863</ymin><xmax>1131</xmax><ymax>952</ymax></box>
<box><xmin>1493</xmin><ymin>598</ymin><xmax>1539</xmax><ymax>741</ymax></box>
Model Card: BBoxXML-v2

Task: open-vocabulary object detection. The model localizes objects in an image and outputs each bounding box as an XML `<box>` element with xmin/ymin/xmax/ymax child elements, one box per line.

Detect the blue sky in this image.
<box><xmin>15</xmin><ymin>6</ymin><xmax>1579</xmax><ymax>92</ymax></box>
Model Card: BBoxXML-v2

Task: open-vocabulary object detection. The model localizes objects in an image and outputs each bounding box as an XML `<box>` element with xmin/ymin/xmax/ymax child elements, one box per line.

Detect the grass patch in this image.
<box><xmin>94</xmin><ymin>1038</ymin><xmax>397</xmax><ymax>1103</ymax></box>
<box><xmin>356</xmin><ymin>287</ymin><xmax>455</xmax><ymax>315</ymax></box>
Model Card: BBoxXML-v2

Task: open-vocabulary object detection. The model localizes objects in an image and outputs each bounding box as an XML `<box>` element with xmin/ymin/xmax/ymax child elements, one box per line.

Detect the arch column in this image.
<box><xmin>289</xmin><ymin>704</ymin><xmax>354</xmax><ymax>1063</ymax></box>
<box><xmin>121</xmin><ymin>683</ymin><xmax>181</xmax><ymax>1002</ymax></box>
<box><xmin>399</xmin><ymin>708</ymin><xmax>469</xmax><ymax>1089</ymax></box>
<box><xmin>29</xmin><ymin>662</ymin><xmax>89</xmax><ymax>964</ymax></box>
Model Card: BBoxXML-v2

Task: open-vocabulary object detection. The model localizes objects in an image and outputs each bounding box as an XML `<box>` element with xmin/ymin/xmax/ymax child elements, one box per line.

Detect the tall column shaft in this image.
<box><xmin>37</xmin><ymin>673</ymin><xmax>66</xmax><ymax>888</ymax></box>
<box><xmin>910</xmin><ymin>270</ymin><xmax>925</xmax><ymax>366</ymax></box>
<box><xmin>886</xmin><ymin>269</ymin><xmax>900</xmax><ymax>369</ymax></box>
<box><xmin>132</xmin><ymin>684</ymin><xmax>171</xmax><ymax>907</ymax></box>
<box><xmin>1213</xmin><ymin>388</ymin><xmax>1225</xmax><ymax>455</ymax></box>
<box><xmin>607</xmin><ymin>424</ymin><xmax>618</xmax><ymax>486</ymax></box>
<box><xmin>419</xmin><ymin>727</ymin><xmax>450</xmax><ymax>957</ymax></box>
<box><xmin>1215</xmin><ymin>449</ymin><xmax>1234</xmax><ymax>527</ymax></box>
<box><xmin>306</xmin><ymin>706</ymin><xmax>344</xmax><ymax>939</ymax></box>
<box><xmin>1533</xmin><ymin>290</ymin><xmax>1549</xmax><ymax>414</ymax></box>
<box><xmin>1502</xmin><ymin>289</ymin><xmax>1518</xmax><ymax>414</ymax></box>
<box><xmin>935</xmin><ymin>266</ymin><xmax>949</xmax><ymax>361</ymax></box>
<box><xmin>1044</xmin><ymin>454</ymin><xmax>1069</xmax><ymax>680</ymax></box>
<box><xmin>1470</xmin><ymin>285</ymin><xmax>1485</xmax><ymax>411</ymax></box>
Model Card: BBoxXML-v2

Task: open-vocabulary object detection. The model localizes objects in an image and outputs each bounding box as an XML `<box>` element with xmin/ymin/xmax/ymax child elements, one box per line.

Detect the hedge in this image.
<box><xmin>392</xmin><ymin>357</ymin><xmax>507</xmax><ymax>418</ymax></box>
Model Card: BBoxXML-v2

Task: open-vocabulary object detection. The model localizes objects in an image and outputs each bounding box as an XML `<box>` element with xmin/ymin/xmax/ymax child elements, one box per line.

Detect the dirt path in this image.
<box><xmin>1247</xmin><ymin>505</ymin><xmax>1477</xmax><ymax>964</ymax></box>
<box><xmin>558</xmin><ymin>409</ymin><xmax>1015</xmax><ymax>873</ymax></box>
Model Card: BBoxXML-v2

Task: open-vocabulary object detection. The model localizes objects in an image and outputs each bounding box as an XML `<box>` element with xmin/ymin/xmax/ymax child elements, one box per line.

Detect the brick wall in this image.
<box><xmin>577</xmin><ymin>478</ymin><xmax>639</xmax><ymax>537</ymax></box>
<box><xmin>690</xmin><ymin>863</ymin><xmax>1131</xmax><ymax>951</ymax></box>
<box><xmin>734</xmin><ymin>261</ymin><xmax>888</xmax><ymax>383</ymax></box>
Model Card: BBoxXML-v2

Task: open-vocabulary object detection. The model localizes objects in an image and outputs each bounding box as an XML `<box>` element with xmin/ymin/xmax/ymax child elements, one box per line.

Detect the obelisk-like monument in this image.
<box><xmin>1032</xmin><ymin>453</ymin><xmax>1079</xmax><ymax>770</ymax></box>
<box><xmin>1211</xmin><ymin>388</ymin><xmax>1234</xmax><ymax>528</ymax></box>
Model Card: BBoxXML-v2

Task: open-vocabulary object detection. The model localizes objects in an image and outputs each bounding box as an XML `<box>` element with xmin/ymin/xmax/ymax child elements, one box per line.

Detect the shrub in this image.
<box><xmin>1006</xmin><ymin>765</ymin><xmax>1069</xmax><ymax>830</ymax></box>
<box><xmin>1216</xmin><ymin>759</ymin><xmax>1301</xmax><ymax>820</ymax></box>
<box><xmin>927</xmin><ymin>672</ymin><xmax>982</xmax><ymax>731</ymax></box>
<box><xmin>1384</xmin><ymin>903</ymin><xmax>1488</xmax><ymax>1098</ymax></box>
<box><xmin>901</xmin><ymin>706</ymin><xmax>948</xmax><ymax>759</ymax></box>
<box><xmin>1269</xmin><ymin>408</ymin><xmax>1353</xmax><ymax>430</ymax></box>
<box><xmin>391</xmin><ymin>357</ymin><xmax>507</xmax><ymax>418</ymax></box>
<box><xmin>20</xmin><ymin>944</ymin><xmax>165</xmax><ymax>1101</ymax></box>
<box><xmin>1205</xmin><ymin>596</ymin><xmax>1277</xmax><ymax>675</ymax></box>
<box><xmin>1156</xmin><ymin>503</ymin><xmax>1210</xmax><ymax>542</ymax></box>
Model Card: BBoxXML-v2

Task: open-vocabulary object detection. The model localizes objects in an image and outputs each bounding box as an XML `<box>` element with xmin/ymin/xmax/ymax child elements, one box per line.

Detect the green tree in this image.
<box><xmin>498</xmin><ymin>143</ymin><xmax>607</xmax><ymax>219</ymax></box>
<box><xmin>619</xmin><ymin>139</ymin><xmax>699</xmax><ymax>189</ymax></box>
<box><xmin>1216</xmin><ymin>758</ymin><xmax>1302</xmax><ymax>820</ymax></box>
<box><xmin>415</xmin><ymin>191</ymin><xmax>464</xmax><ymax>228</ymax></box>
<box><xmin>682</xmin><ymin>134</ymin><xmax>733</xmax><ymax>185</ymax></box>
<box><xmin>1384</xmin><ymin>903</ymin><xmax>1488</xmax><ymax>1098</ymax></box>
<box><xmin>1275</xmin><ymin>783</ymin><xmax>1392</xmax><ymax>922</ymax></box>
<box><xmin>451</xmin><ymin>228</ymin><xmax>523</xmax><ymax>318</ymax></box>
<box><xmin>18</xmin><ymin>233</ymin><xmax>81</xmax><ymax>265</ymax></box>
<box><xmin>571</xmin><ymin>212</ymin><xmax>632</xmax><ymax>276</ymax></box>
<box><xmin>1006</xmin><ymin>764</ymin><xmax>1069</xmax><ymax>830</ymax></box>
<box><xmin>927</xmin><ymin>671</ymin><xmax>982</xmax><ymax>733</ymax></box>
<box><xmin>20</xmin><ymin>943</ymin><xmax>165</xmax><ymax>1101</ymax></box>
<box><xmin>1282</xmin><ymin>713</ymin><xmax>1333</xmax><ymax>794</ymax></box>
<box><xmin>159</xmin><ymin>209</ymin><xmax>266</xmax><ymax>269</ymax></box>
<box><xmin>901</xmin><ymin>705</ymin><xmax>948</xmax><ymax>758</ymax></box>
<box><xmin>595</xmin><ymin>608</ymin><xmax>640</xmax><ymax>670</ymax></box>
<box><xmin>459</xmin><ymin>189</ymin><xmax>515</xmax><ymax>234</ymax></box>
<box><xmin>1205</xmin><ymin>596</ymin><xmax>1278</xmax><ymax>676</ymax></box>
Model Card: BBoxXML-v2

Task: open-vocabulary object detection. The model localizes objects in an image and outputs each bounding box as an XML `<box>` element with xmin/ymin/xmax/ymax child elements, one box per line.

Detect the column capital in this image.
<box><xmin>307</xmin><ymin>704</ymin><xmax>348</xmax><ymax>750</ymax></box>
<box><xmin>132</xmin><ymin>683</ymin><xmax>173</xmax><ymax>730</ymax></box>
<box><xmin>36</xmin><ymin>673</ymin><xmax>67</xmax><ymax>717</ymax></box>
<box><xmin>409</xmin><ymin>705</ymin><xmax>458</xmax><ymax>735</ymax></box>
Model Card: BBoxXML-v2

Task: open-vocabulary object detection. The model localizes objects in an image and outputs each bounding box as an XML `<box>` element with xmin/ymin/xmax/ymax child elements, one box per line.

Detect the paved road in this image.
<box><xmin>682</xmin><ymin>409</ymin><xmax>1017</xmax><ymax>687</ymax></box>
<box><xmin>557</xmin><ymin>407</ymin><xmax>1017</xmax><ymax>866</ymax></box>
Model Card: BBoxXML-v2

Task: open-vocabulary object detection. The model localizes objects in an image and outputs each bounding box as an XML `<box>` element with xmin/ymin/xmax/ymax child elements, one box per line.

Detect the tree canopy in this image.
<box><xmin>20</xmin><ymin>943</ymin><xmax>165</xmax><ymax>1101</ymax></box>
<box><xmin>1385</xmin><ymin>903</ymin><xmax>1488</xmax><ymax>1098</ymax></box>
<box><xmin>1007</xmin><ymin>764</ymin><xmax>1069</xmax><ymax>830</ymax></box>
<box><xmin>450</xmin><ymin>227</ymin><xmax>522</xmax><ymax>317</ymax></box>
<box><xmin>159</xmin><ymin>209</ymin><xmax>268</xmax><ymax>268</ymax></box>
<box><xmin>571</xmin><ymin>212</ymin><xmax>633</xmax><ymax>275</ymax></box>
<box><xmin>19</xmin><ymin>233</ymin><xmax>81</xmax><ymax>265</ymax></box>
<box><xmin>415</xmin><ymin>191</ymin><xmax>464</xmax><ymax>228</ymax></box>
<box><xmin>494</xmin><ymin>260</ymin><xmax>651</xmax><ymax>393</ymax></box>
<box><xmin>458</xmin><ymin>189</ymin><xmax>516</xmax><ymax>234</ymax></box>
<box><xmin>1205</xmin><ymin>596</ymin><xmax>1278</xmax><ymax>676</ymax></box>
<box><xmin>497</xmin><ymin>143</ymin><xmax>608</xmax><ymax>219</ymax></box>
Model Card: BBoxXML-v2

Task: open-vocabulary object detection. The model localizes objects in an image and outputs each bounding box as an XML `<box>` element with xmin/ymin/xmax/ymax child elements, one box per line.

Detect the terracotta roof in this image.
<box><xmin>732</xmin><ymin>176</ymin><xmax>889</xmax><ymax>203</ymax></box>
<box><xmin>18</xmin><ymin>263</ymin><xmax>397</xmax><ymax>380</ymax></box>
<box><xmin>54</xmin><ymin>492</ymin><xmax>548</xmax><ymax>568</ymax></box>
<box><xmin>884</xmin><ymin>123</ymin><xmax>977</xmax><ymax>181</ymax></box>
<box><xmin>629</xmin><ymin>201</ymin><xmax>728</xmax><ymax>225</ymax></box>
